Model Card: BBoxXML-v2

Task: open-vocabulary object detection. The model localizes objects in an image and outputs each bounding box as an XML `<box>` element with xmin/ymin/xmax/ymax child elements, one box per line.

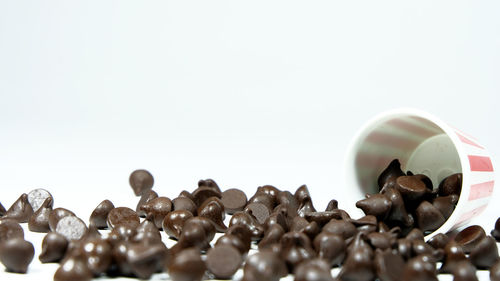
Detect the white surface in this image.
<box><xmin>0</xmin><ymin>1</ymin><xmax>499</xmax><ymax>280</ymax></box>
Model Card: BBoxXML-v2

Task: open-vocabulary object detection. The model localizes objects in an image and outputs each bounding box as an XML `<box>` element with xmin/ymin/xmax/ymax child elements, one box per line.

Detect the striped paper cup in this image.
<box><xmin>344</xmin><ymin>108</ymin><xmax>495</xmax><ymax>238</ymax></box>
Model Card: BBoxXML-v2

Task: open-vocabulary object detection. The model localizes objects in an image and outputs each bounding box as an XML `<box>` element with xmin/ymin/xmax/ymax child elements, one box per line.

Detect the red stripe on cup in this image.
<box><xmin>456</xmin><ymin>132</ymin><xmax>484</xmax><ymax>149</ymax></box>
<box><xmin>468</xmin><ymin>155</ymin><xmax>494</xmax><ymax>172</ymax></box>
<box><xmin>468</xmin><ymin>180</ymin><xmax>494</xmax><ymax>200</ymax></box>
<box><xmin>365</xmin><ymin>131</ymin><xmax>420</xmax><ymax>151</ymax></box>
<box><xmin>456</xmin><ymin>205</ymin><xmax>488</xmax><ymax>225</ymax></box>
<box><xmin>386</xmin><ymin>119</ymin><xmax>438</xmax><ymax>138</ymax></box>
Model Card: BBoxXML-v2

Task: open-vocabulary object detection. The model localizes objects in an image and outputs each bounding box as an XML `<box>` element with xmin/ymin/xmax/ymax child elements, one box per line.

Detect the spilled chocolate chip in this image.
<box><xmin>129</xmin><ymin>169</ymin><xmax>154</xmax><ymax>196</ymax></box>
<box><xmin>27</xmin><ymin>188</ymin><xmax>53</xmax><ymax>212</ymax></box>
<box><xmin>356</xmin><ymin>193</ymin><xmax>392</xmax><ymax>220</ymax></box>
<box><xmin>313</xmin><ymin>232</ymin><xmax>345</xmax><ymax>267</ymax></box>
<box><xmin>55</xmin><ymin>215</ymin><xmax>88</xmax><ymax>241</ymax></box>
<box><xmin>0</xmin><ymin>219</ymin><xmax>24</xmax><ymax>242</ymax></box>
<box><xmin>107</xmin><ymin>207</ymin><xmax>140</xmax><ymax>229</ymax></box>
<box><xmin>491</xmin><ymin>259</ymin><xmax>500</xmax><ymax>281</ymax></box>
<box><xmin>168</xmin><ymin>248</ymin><xmax>206</xmax><ymax>281</ymax></box>
<box><xmin>198</xmin><ymin>200</ymin><xmax>227</xmax><ymax>232</ymax></box>
<box><xmin>39</xmin><ymin>232</ymin><xmax>68</xmax><ymax>263</ymax></box>
<box><xmin>89</xmin><ymin>199</ymin><xmax>114</xmax><ymax>229</ymax></box>
<box><xmin>139</xmin><ymin>197</ymin><xmax>172</xmax><ymax>229</ymax></box>
<box><xmin>206</xmin><ymin>245</ymin><xmax>242</xmax><ymax>279</ymax></box>
<box><xmin>221</xmin><ymin>188</ymin><xmax>247</xmax><ymax>214</ymax></box>
<box><xmin>198</xmin><ymin>178</ymin><xmax>222</xmax><ymax>194</ymax></box>
<box><xmin>374</xmin><ymin>248</ymin><xmax>405</xmax><ymax>281</ymax></box>
<box><xmin>4</xmin><ymin>193</ymin><xmax>33</xmax><ymax>223</ymax></box>
<box><xmin>451</xmin><ymin>260</ymin><xmax>478</xmax><ymax>281</ymax></box>
<box><xmin>454</xmin><ymin>225</ymin><xmax>486</xmax><ymax>253</ymax></box>
<box><xmin>215</xmin><ymin>233</ymin><xmax>249</xmax><ymax>254</ymax></box>
<box><xmin>469</xmin><ymin>235</ymin><xmax>499</xmax><ymax>269</ymax></box>
<box><xmin>245</xmin><ymin>202</ymin><xmax>270</xmax><ymax>225</ymax></box>
<box><xmin>0</xmin><ymin>237</ymin><xmax>34</xmax><ymax>273</ymax></box>
<box><xmin>132</xmin><ymin>215</ymin><xmax>162</xmax><ymax>244</ymax></box>
<box><xmin>402</xmin><ymin>255</ymin><xmax>438</xmax><ymax>281</ymax></box>
<box><xmin>432</xmin><ymin>194</ymin><xmax>458</xmax><ymax>220</ymax></box>
<box><xmin>172</xmin><ymin>196</ymin><xmax>197</xmax><ymax>215</ymax></box>
<box><xmin>438</xmin><ymin>173</ymin><xmax>462</xmax><ymax>196</ymax></box>
<box><xmin>80</xmin><ymin>236</ymin><xmax>112</xmax><ymax>276</ymax></box>
<box><xmin>163</xmin><ymin>210</ymin><xmax>194</xmax><ymax>240</ymax></box>
<box><xmin>415</xmin><ymin>201</ymin><xmax>445</xmax><ymax>233</ymax></box>
<box><xmin>127</xmin><ymin>242</ymin><xmax>169</xmax><ymax>279</ymax></box>
<box><xmin>192</xmin><ymin>187</ymin><xmax>221</xmax><ymax>207</ymax></box>
<box><xmin>294</xmin><ymin>258</ymin><xmax>334</xmax><ymax>281</ymax></box>
<box><xmin>440</xmin><ymin>240</ymin><xmax>468</xmax><ymax>274</ymax></box>
<box><xmin>396</xmin><ymin>175</ymin><xmax>429</xmax><ymax>203</ymax></box>
<box><xmin>338</xmin><ymin>233</ymin><xmax>375</xmax><ymax>281</ymax></box>
<box><xmin>54</xmin><ymin>255</ymin><xmax>93</xmax><ymax>281</ymax></box>
<box><xmin>28</xmin><ymin>197</ymin><xmax>52</xmax><ymax>233</ymax></box>
<box><xmin>325</xmin><ymin>199</ymin><xmax>338</xmax><ymax>211</ymax></box>
<box><xmin>378</xmin><ymin>159</ymin><xmax>405</xmax><ymax>189</ymax></box>
<box><xmin>242</xmin><ymin>250</ymin><xmax>287</xmax><ymax>281</ymax></box>
<box><xmin>427</xmin><ymin>233</ymin><xmax>450</xmax><ymax>249</ymax></box>
<box><xmin>136</xmin><ymin>190</ymin><xmax>158</xmax><ymax>217</ymax></box>
<box><xmin>259</xmin><ymin>224</ymin><xmax>285</xmax><ymax>250</ymax></box>
<box><xmin>49</xmin><ymin>208</ymin><xmax>76</xmax><ymax>232</ymax></box>
<box><xmin>492</xmin><ymin>217</ymin><xmax>500</xmax><ymax>242</ymax></box>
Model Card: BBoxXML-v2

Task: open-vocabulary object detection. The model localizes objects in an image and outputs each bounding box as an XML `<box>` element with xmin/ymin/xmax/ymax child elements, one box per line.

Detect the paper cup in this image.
<box><xmin>344</xmin><ymin>108</ymin><xmax>495</xmax><ymax>237</ymax></box>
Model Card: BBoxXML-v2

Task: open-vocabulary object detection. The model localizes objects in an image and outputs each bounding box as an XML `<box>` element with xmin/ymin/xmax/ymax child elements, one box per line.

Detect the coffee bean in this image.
<box><xmin>26</xmin><ymin>197</ymin><xmax>52</xmax><ymax>233</ymax></box>
<box><xmin>55</xmin><ymin>215</ymin><xmax>88</xmax><ymax>241</ymax></box>
<box><xmin>89</xmin><ymin>199</ymin><xmax>114</xmax><ymax>229</ymax></box>
<box><xmin>469</xmin><ymin>235</ymin><xmax>499</xmax><ymax>269</ymax></box>
<box><xmin>374</xmin><ymin>248</ymin><xmax>405</xmax><ymax>281</ymax></box>
<box><xmin>402</xmin><ymin>255</ymin><xmax>438</xmax><ymax>281</ymax></box>
<box><xmin>49</xmin><ymin>208</ymin><xmax>76</xmax><ymax>232</ymax></box>
<box><xmin>221</xmin><ymin>188</ymin><xmax>247</xmax><ymax>214</ymax></box>
<box><xmin>454</xmin><ymin>225</ymin><xmax>486</xmax><ymax>253</ymax></box>
<box><xmin>163</xmin><ymin>210</ymin><xmax>193</xmax><ymax>240</ymax></box>
<box><xmin>136</xmin><ymin>190</ymin><xmax>158</xmax><ymax>217</ymax></box>
<box><xmin>27</xmin><ymin>188</ymin><xmax>53</xmax><ymax>212</ymax></box>
<box><xmin>172</xmin><ymin>196</ymin><xmax>197</xmax><ymax>215</ymax></box>
<box><xmin>39</xmin><ymin>232</ymin><xmax>68</xmax><ymax>263</ymax></box>
<box><xmin>54</xmin><ymin>255</ymin><xmax>93</xmax><ymax>281</ymax></box>
<box><xmin>378</xmin><ymin>159</ymin><xmax>405</xmax><ymax>189</ymax></box>
<box><xmin>313</xmin><ymin>232</ymin><xmax>345</xmax><ymax>267</ymax></box>
<box><xmin>0</xmin><ymin>219</ymin><xmax>24</xmax><ymax>242</ymax></box>
<box><xmin>438</xmin><ymin>173</ymin><xmax>462</xmax><ymax>196</ymax></box>
<box><xmin>206</xmin><ymin>245</ymin><xmax>242</xmax><ymax>279</ymax></box>
<box><xmin>0</xmin><ymin>237</ymin><xmax>34</xmax><ymax>273</ymax></box>
<box><xmin>129</xmin><ymin>169</ymin><xmax>154</xmax><ymax>196</ymax></box>
<box><xmin>4</xmin><ymin>193</ymin><xmax>33</xmax><ymax>223</ymax></box>
<box><xmin>242</xmin><ymin>250</ymin><xmax>287</xmax><ymax>281</ymax></box>
<box><xmin>294</xmin><ymin>258</ymin><xmax>335</xmax><ymax>281</ymax></box>
<box><xmin>168</xmin><ymin>248</ymin><xmax>206</xmax><ymax>281</ymax></box>
<box><xmin>491</xmin><ymin>217</ymin><xmax>500</xmax><ymax>241</ymax></box>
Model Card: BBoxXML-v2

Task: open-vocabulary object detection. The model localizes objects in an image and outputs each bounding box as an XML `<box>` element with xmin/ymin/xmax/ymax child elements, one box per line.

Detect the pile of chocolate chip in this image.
<box><xmin>0</xmin><ymin>161</ymin><xmax>499</xmax><ymax>281</ymax></box>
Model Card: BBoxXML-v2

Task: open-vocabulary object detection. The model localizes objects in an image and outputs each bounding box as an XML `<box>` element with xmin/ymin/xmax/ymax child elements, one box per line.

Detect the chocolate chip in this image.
<box><xmin>381</xmin><ymin>185</ymin><xmax>413</xmax><ymax>227</ymax></box>
<box><xmin>80</xmin><ymin>236</ymin><xmax>112</xmax><ymax>275</ymax></box>
<box><xmin>39</xmin><ymin>232</ymin><xmax>68</xmax><ymax>263</ymax></box>
<box><xmin>27</xmin><ymin>188</ymin><xmax>53</xmax><ymax>212</ymax></box>
<box><xmin>140</xmin><ymin>197</ymin><xmax>172</xmax><ymax>229</ymax></box>
<box><xmin>206</xmin><ymin>245</ymin><xmax>242</xmax><ymax>279</ymax></box>
<box><xmin>172</xmin><ymin>196</ymin><xmax>197</xmax><ymax>215</ymax></box>
<box><xmin>451</xmin><ymin>260</ymin><xmax>478</xmax><ymax>281</ymax></box>
<box><xmin>322</xmin><ymin>219</ymin><xmax>357</xmax><ymax>240</ymax></box>
<box><xmin>221</xmin><ymin>188</ymin><xmax>247</xmax><ymax>214</ymax></box>
<box><xmin>438</xmin><ymin>173</ymin><xmax>462</xmax><ymax>196</ymax></box>
<box><xmin>294</xmin><ymin>258</ymin><xmax>335</xmax><ymax>281</ymax></box>
<box><xmin>396</xmin><ymin>175</ymin><xmax>429</xmax><ymax>203</ymax></box>
<box><xmin>176</xmin><ymin>219</ymin><xmax>211</xmax><ymax>251</ymax></box>
<box><xmin>356</xmin><ymin>193</ymin><xmax>392</xmax><ymax>220</ymax></box>
<box><xmin>129</xmin><ymin>169</ymin><xmax>154</xmax><ymax>196</ymax></box>
<box><xmin>107</xmin><ymin>224</ymin><xmax>137</xmax><ymax>245</ymax></box>
<box><xmin>411</xmin><ymin>239</ymin><xmax>443</xmax><ymax>262</ymax></box>
<box><xmin>89</xmin><ymin>199</ymin><xmax>114</xmax><ymax>229</ymax></box>
<box><xmin>245</xmin><ymin>202</ymin><xmax>270</xmax><ymax>225</ymax></box>
<box><xmin>491</xmin><ymin>259</ymin><xmax>500</xmax><ymax>281</ymax></box>
<box><xmin>242</xmin><ymin>250</ymin><xmax>287</xmax><ymax>281</ymax></box>
<box><xmin>162</xmin><ymin>210</ymin><xmax>193</xmax><ymax>240</ymax></box>
<box><xmin>109</xmin><ymin>240</ymin><xmax>133</xmax><ymax>277</ymax></box>
<box><xmin>215</xmin><ymin>234</ymin><xmax>249</xmax><ymax>254</ymax></box>
<box><xmin>432</xmin><ymin>194</ymin><xmax>458</xmax><ymax>220</ymax></box>
<box><xmin>313</xmin><ymin>232</ymin><xmax>345</xmax><ymax>267</ymax></box>
<box><xmin>107</xmin><ymin>207</ymin><xmax>140</xmax><ymax>229</ymax></box>
<box><xmin>378</xmin><ymin>159</ymin><xmax>405</xmax><ymax>189</ymax></box>
<box><xmin>402</xmin><ymin>255</ymin><xmax>438</xmax><ymax>281</ymax></box>
<box><xmin>374</xmin><ymin>248</ymin><xmax>405</xmax><ymax>281</ymax></box>
<box><xmin>55</xmin><ymin>215</ymin><xmax>88</xmax><ymax>241</ymax></box>
<box><xmin>168</xmin><ymin>248</ymin><xmax>206</xmax><ymax>281</ymax></box>
<box><xmin>27</xmin><ymin>197</ymin><xmax>52</xmax><ymax>233</ymax></box>
<box><xmin>439</xmin><ymin>240</ymin><xmax>467</xmax><ymax>274</ymax></box>
<box><xmin>304</xmin><ymin>210</ymin><xmax>347</xmax><ymax>226</ymax></box>
<box><xmin>132</xmin><ymin>215</ymin><xmax>162</xmax><ymax>244</ymax></box>
<box><xmin>127</xmin><ymin>241</ymin><xmax>169</xmax><ymax>279</ymax></box>
<box><xmin>198</xmin><ymin>200</ymin><xmax>227</xmax><ymax>232</ymax></box>
<box><xmin>454</xmin><ymin>225</ymin><xmax>486</xmax><ymax>253</ymax></box>
<box><xmin>4</xmin><ymin>193</ymin><xmax>33</xmax><ymax>223</ymax></box>
<box><xmin>259</xmin><ymin>224</ymin><xmax>285</xmax><ymax>250</ymax></box>
<box><xmin>277</xmin><ymin>191</ymin><xmax>299</xmax><ymax>216</ymax></box>
<box><xmin>415</xmin><ymin>201</ymin><xmax>445</xmax><ymax>233</ymax></box>
<box><xmin>0</xmin><ymin>219</ymin><xmax>24</xmax><ymax>242</ymax></box>
<box><xmin>426</xmin><ymin>233</ymin><xmax>449</xmax><ymax>249</ymax></box>
<box><xmin>280</xmin><ymin>231</ymin><xmax>315</xmax><ymax>272</ymax></box>
<box><xmin>256</xmin><ymin>185</ymin><xmax>281</xmax><ymax>199</ymax></box>
<box><xmin>397</xmin><ymin>238</ymin><xmax>413</xmax><ymax>260</ymax></box>
<box><xmin>491</xmin><ymin>217</ymin><xmax>500</xmax><ymax>242</ymax></box>
<box><xmin>136</xmin><ymin>190</ymin><xmax>158</xmax><ymax>217</ymax></box>
<box><xmin>0</xmin><ymin>202</ymin><xmax>6</xmax><ymax>216</ymax></box>
<box><xmin>192</xmin><ymin>187</ymin><xmax>221</xmax><ymax>207</ymax></box>
<box><xmin>225</xmin><ymin>225</ymin><xmax>252</xmax><ymax>252</ymax></box>
<box><xmin>294</xmin><ymin>184</ymin><xmax>312</xmax><ymax>203</ymax></box>
<box><xmin>469</xmin><ymin>235</ymin><xmax>499</xmax><ymax>269</ymax></box>
<box><xmin>229</xmin><ymin>211</ymin><xmax>264</xmax><ymax>241</ymax></box>
<box><xmin>338</xmin><ymin>233</ymin><xmax>375</xmax><ymax>281</ymax></box>
<box><xmin>248</xmin><ymin>193</ymin><xmax>275</xmax><ymax>212</ymax></box>
<box><xmin>54</xmin><ymin>255</ymin><xmax>93</xmax><ymax>281</ymax></box>
<box><xmin>187</xmin><ymin>216</ymin><xmax>216</xmax><ymax>242</ymax></box>
<box><xmin>325</xmin><ymin>199</ymin><xmax>338</xmax><ymax>211</ymax></box>
<box><xmin>367</xmin><ymin>232</ymin><xmax>392</xmax><ymax>250</ymax></box>
<box><xmin>49</xmin><ymin>208</ymin><xmax>76</xmax><ymax>232</ymax></box>
<box><xmin>0</xmin><ymin>237</ymin><xmax>34</xmax><ymax>273</ymax></box>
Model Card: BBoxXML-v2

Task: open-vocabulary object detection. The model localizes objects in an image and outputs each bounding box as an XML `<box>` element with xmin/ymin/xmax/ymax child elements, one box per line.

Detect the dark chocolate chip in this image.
<box><xmin>432</xmin><ymin>194</ymin><xmax>458</xmax><ymax>220</ymax></box>
<box><xmin>258</xmin><ymin>224</ymin><xmax>285</xmax><ymax>250</ymax></box>
<box><xmin>55</xmin><ymin>215</ymin><xmax>88</xmax><ymax>241</ymax></box>
<box><xmin>440</xmin><ymin>240</ymin><xmax>467</xmax><ymax>274</ymax></box>
<box><xmin>297</xmin><ymin>197</ymin><xmax>316</xmax><ymax>217</ymax></box>
<box><xmin>139</xmin><ymin>197</ymin><xmax>172</xmax><ymax>229</ymax></box>
<box><xmin>438</xmin><ymin>173</ymin><xmax>462</xmax><ymax>196</ymax></box>
<box><xmin>136</xmin><ymin>190</ymin><xmax>158</xmax><ymax>217</ymax></box>
<box><xmin>256</xmin><ymin>185</ymin><xmax>281</xmax><ymax>199</ymax></box>
<box><xmin>28</xmin><ymin>197</ymin><xmax>52</xmax><ymax>233</ymax></box>
<box><xmin>454</xmin><ymin>225</ymin><xmax>486</xmax><ymax>253</ymax></box>
<box><xmin>225</xmin><ymin>225</ymin><xmax>252</xmax><ymax>252</ymax></box>
<box><xmin>415</xmin><ymin>201</ymin><xmax>445</xmax><ymax>233</ymax></box>
<box><xmin>367</xmin><ymin>232</ymin><xmax>392</xmax><ymax>250</ymax></box>
<box><xmin>313</xmin><ymin>232</ymin><xmax>345</xmax><ymax>267</ymax></box>
<box><xmin>172</xmin><ymin>196</ymin><xmax>197</xmax><ymax>215</ymax></box>
<box><xmin>215</xmin><ymin>234</ymin><xmax>249</xmax><ymax>254</ymax></box>
<box><xmin>132</xmin><ymin>215</ymin><xmax>162</xmax><ymax>244</ymax></box>
<box><xmin>381</xmin><ymin>185</ymin><xmax>413</xmax><ymax>227</ymax></box>
<box><xmin>109</xmin><ymin>240</ymin><xmax>133</xmax><ymax>277</ymax></box>
<box><xmin>248</xmin><ymin>193</ymin><xmax>275</xmax><ymax>212</ymax></box>
<box><xmin>80</xmin><ymin>236</ymin><xmax>112</xmax><ymax>275</ymax></box>
<box><xmin>451</xmin><ymin>260</ymin><xmax>478</xmax><ymax>281</ymax></box>
<box><xmin>129</xmin><ymin>169</ymin><xmax>154</xmax><ymax>196</ymax></box>
<box><xmin>491</xmin><ymin>259</ymin><xmax>500</xmax><ymax>281</ymax></box>
<box><xmin>221</xmin><ymin>188</ymin><xmax>247</xmax><ymax>214</ymax></box>
<box><xmin>198</xmin><ymin>178</ymin><xmax>222</xmax><ymax>194</ymax></box>
<box><xmin>411</xmin><ymin>239</ymin><xmax>443</xmax><ymax>262</ymax></box>
<box><xmin>107</xmin><ymin>207</ymin><xmax>140</xmax><ymax>229</ymax></box>
<box><xmin>277</xmin><ymin>191</ymin><xmax>299</xmax><ymax>216</ymax></box>
<box><xmin>427</xmin><ymin>233</ymin><xmax>450</xmax><ymax>249</ymax></box>
<box><xmin>338</xmin><ymin>232</ymin><xmax>375</xmax><ymax>281</ymax></box>
<box><xmin>39</xmin><ymin>232</ymin><xmax>68</xmax><ymax>263</ymax></box>
<box><xmin>27</xmin><ymin>188</ymin><xmax>53</xmax><ymax>212</ymax></box>
<box><xmin>304</xmin><ymin>210</ymin><xmax>348</xmax><ymax>226</ymax></box>
<box><xmin>186</xmin><ymin>216</ymin><xmax>216</xmax><ymax>242</ymax></box>
<box><xmin>0</xmin><ymin>237</ymin><xmax>34</xmax><ymax>273</ymax></box>
<box><xmin>280</xmin><ymin>231</ymin><xmax>316</xmax><ymax>272</ymax></box>
<box><xmin>405</xmin><ymin>228</ymin><xmax>424</xmax><ymax>241</ymax></box>
<box><xmin>198</xmin><ymin>200</ymin><xmax>227</xmax><ymax>232</ymax></box>
<box><xmin>229</xmin><ymin>211</ymin><xmax>264</xmax><ymax>241</ymax></box>
<box><xmin>492</xmin><ymin>217</ymin><xmax>500</xmax><ymax>241</ymax></box>
<box><xmin>162</xmin><ymin>210</ymin><xmax>193</xmax><ymax>240</ymax></box>
<box><xmin>374</xmin><ymin>248</ymin><xmax>405</xmax><ymax>281</ymax></box>
<box><xmin>356</xmin><ymin>193</ymin><xmax>392</xmax><ymax>220</ymax></box>
<box><xmin>0</xmin><ymin>218</ymin><xmax>24</xmax><ymax>242</ymax></box>
<box><xmin>0</xmin><ymin>202</ymin><xmax>5</xmax><ymax>216</ymax></box>
<box><xmin>325</xmin><ymin>199</ymin><xmax>338</xmax><ymax>211</ymax></box>
<box><xmin>401</xmin><ymin>255</ymin><xmax>438</xmax><ymax>281</ymax></box>
<box><xmin>89</xmin><ymin>199</ymin><xmax>114</xmax><ymax>229</ymax></box>
<box><xmin>127</xmin><ymin>242</ymin><xmax>169</xmax><ymax>279</ymax></box>
<box><xmin>294</xmin><ymin>184</ymin><xmax>312</xmax><ymax>203</ymax></box>
<box><xmin>54</xmin><ymin>255</ymin><xmax>93</xmax><ymax>281</ymax></box>
<box><xmin>322</xmin><ymin>219</ymin><xmax>357</xmax><ymax>240</ymax></box>
<box><xmin>176</xmin><ymin>219</ymin><xmax>211</xmax><ymax>251</ymax></box>
<box><xmin>168</xmin><ymin>248</ymin><xmax>206</xmax><ymax>281</ymax></box>
<box><xmin>469</xmin><ymin>235</ymin><xmax>499</xmax><ymax>269</ymax></box>
<box><xmin>192</xmin><ymin>187</ymin><xmax>221</xmax><ymax>207</ymax></box>
<box><xmin>245</xmin><ymin>202</ymin><xmax>270</xmax><ymax>225</ymax></box>
<box><xmin>294</xmin><ymin>258</ymin><xmax>334</xmax><ymax>281</ymax></box>
<box><xmin>206</xmin><ymin>245</ymin><xmax>242</xmax><ymax>279</ymax></box>
<box><xmin>49</xmin><ymin>208</ymin><xmax>76</xmax><ymax>232</ymax></box>
<box><xmin>397</xmin><ymin>238</ymin><xmax>413</xmax><ymax>260</ymax></box>
<box><xmin>396</xmin><ymin>175</ymin><xmax>429</xmax><ymax>203</ymax></box>
<box><xmin>4</xmin><ymin>193</ymin><xmax>33</xmax><ymax>223</ymax></box>
<box><xmin>242</xmin><ymin>250</ymin><xmax>287</xmax><ymax>281</ymax></box>
<box><xmin>378</xmin><ymin>159</ymin><xmax>405</xmax><ymax>189</ymax></box>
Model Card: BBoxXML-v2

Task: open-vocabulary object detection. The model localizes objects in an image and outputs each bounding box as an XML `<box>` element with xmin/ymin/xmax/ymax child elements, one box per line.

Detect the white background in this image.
<box><xmin>0</xmin><ymin>1</ymin><xmax>499</xmax><ymax>280</ymax></box>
